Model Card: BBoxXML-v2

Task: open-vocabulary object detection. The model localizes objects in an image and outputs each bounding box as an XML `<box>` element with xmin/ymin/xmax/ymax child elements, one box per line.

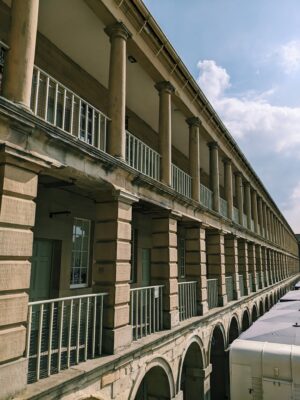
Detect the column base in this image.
<box><xmin>0</xmin><ymin>358</ymin><xmax>27</xmax><ymax>399</ymax></box>
<box><xmin>198</xmin><ymin>301</ymin><xmax>208</xmax><ymax>315</ymax></box>
<box><xmin>163</xmin><ymin>309</ymin><xmax>180</xmax><ymax>329</ymax></box>
<box><xmin>102</xmin><ymin>325</ymin><xmax>132</xmax><ymax>354</ymax></box>
<box><xmin>218</xmin><ymin>294</ymin><xmax>227</xmax><ymax>307</ymax></box>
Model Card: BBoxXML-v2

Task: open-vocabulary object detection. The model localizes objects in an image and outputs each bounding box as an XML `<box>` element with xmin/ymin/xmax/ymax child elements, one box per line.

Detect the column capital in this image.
<box><xmin>208</xmin><ymin>141</ymin><xmax>218</xmax><ymax>149</ymax></box>
<box><xmin>223</xmin><ymin>156</ymin><xmax>232</xmax><ymax>165</ymax></box>
<box><xmin>105</xmin><ymin>21</ymin><xmax>132</xmax><ymax>41</ymax></box>
<box><xmin>234</xmin><ymin>171</ymin><xmax>243</xmax><ymax>178</ymax></box>
<box><xmin>186</xmin><ymin>116</ymin><xmax>202</xmax><ymax>127</ymax></box>
<box><xmin>155</xmin><ymin>80</ymin><xmax>175</xmax><ymax>94</ymax></box>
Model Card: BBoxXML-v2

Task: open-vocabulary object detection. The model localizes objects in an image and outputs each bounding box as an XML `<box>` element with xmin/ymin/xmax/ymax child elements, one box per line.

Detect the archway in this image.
<box><xmin>269</xmin><ymin>293</ymin><xmax>273</xmax><ymax>307</ymax></box>
<box><xmin>252</xmin><ymin>305</ymin><xmax>258</xmax><ymax>323</ymax></box>
<box><xmin>265</xmin><ymin>296</ymin><xmax>270</xmax><ymax>311</ymax></box>
<box><xmin>135</xmin><ymin>366</ymin><xmax>171</xmax><ymax>400</ymax></box>
<box><xmin>242</xmin><ymin>310</ymin><xmax>250</xmax><ymax>331</ymax></box>
<box><xmin>210</xmin><ymin>325</ymin><xmax>227</xmax><ymax>400</ymax></box>
<box><xmin>179</xmin><ymin>341</ymin><xmax>205</xmax><ymax>400</ymax></box>
<box><xmin>259</xmin><ymin>300</ymin><xmax>264</xmax><ymax>316</ymax></box>
<box><xmin>227</xmin><ymin>317</ymin><xmax>240</xmax><ymax>399</ymax></box>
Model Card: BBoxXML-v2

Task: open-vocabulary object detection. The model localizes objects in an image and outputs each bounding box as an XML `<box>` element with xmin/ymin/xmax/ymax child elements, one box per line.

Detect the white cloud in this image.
<box><xmin>196</xmin><ymin>59</ymin><xmax>300</xmax><ymax>151</ymax></box>
<box><xmin>283</xmin><ymin>182</ymin><xmax>300</xmax><ymax>232</ymax></box>
<box><xmin>196</xmin><ymin>59</ymin><xmax>300</xmax><ymax>231</ymax></box>
<box><xmin>277</xmin><ymin>40</ymin><xmax>300</xmax><ymax>74</ymax></box>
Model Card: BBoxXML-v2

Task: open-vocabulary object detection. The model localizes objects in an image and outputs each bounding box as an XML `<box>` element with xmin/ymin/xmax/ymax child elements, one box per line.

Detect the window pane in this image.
<box><xmin>70</xmin><ymin>218</ymin><xmax>91</xmax><ymax>286</ymax></box>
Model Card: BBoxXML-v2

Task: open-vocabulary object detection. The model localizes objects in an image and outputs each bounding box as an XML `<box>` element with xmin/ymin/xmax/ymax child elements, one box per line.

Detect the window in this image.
<box><xmin>0</xmin><ymin>43</ymin><xmax>7</xmax><ymax>93</ymax></box>
<box><xmin>70</xmin><ymin>218</ymin><xmax>91</xmax><ymax>288</ymax></box>
<box><xmin>178</xmin><ymin>231</ymin><xmax>186</xmax><ymax>279</ymax></box>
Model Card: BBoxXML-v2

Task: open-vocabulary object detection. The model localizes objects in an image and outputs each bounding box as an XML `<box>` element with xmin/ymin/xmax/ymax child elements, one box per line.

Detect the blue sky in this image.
<box><xmin>144</xmin><ymin>0</ymin><xmax>300</xmax><ymax>231</ymax></box>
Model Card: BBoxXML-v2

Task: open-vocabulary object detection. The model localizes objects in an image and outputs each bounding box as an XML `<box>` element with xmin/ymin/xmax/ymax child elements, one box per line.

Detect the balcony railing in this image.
<box><xmin>248</xmin><ymin>272</ymin><xmax>253</xmax><ymax>293</ymax></box>
<box><xmin>171</xmin><ymin>164</ymin><xmax>192</xmax><ymax>198</ymax></box>
<box><xmin>251</xmin><ymin>219</ymin><xmax>254</xmax><ymax>231</ymax></box>
<box><xmin>239</xmin><ymin>274</ymin><xmax>245</xmax><ymax>297</ymax></box>
<box><xmin>256</xmin><ymin>272</ymin><xmax>260</xmax><ymax>290</ymax></box>
<box><xmin>178</xmin><ymin>281</ymin><xmax>197</xmax><ymax>321</ymax></box>
<box><xmin>243</xmin><ymin>214</ymin><xmax>247</xmax><ymax>228</ymax></box>
<box><xmin>130</xmin><ymin>285</ymin><xmax>163</xmax><ymax>341</ymax></box>
<box><xmin>200</xmin><ymin>184</ymin><xmax>213</xmax><ymax>209</ymax></box>
<box><xmin>26</xmin><ymin>293</ymin><xmax>106</xmax><ymax>383</ymax></box>
<box><xmin>233</xmin><ymin>207</ymin><xmax>239</xmax><ymax>224</ymax></box>
<box><xmin>125</xmin><ymin>131</ymin><xmax>160</xmax><ymax>181</ymax></box>
<box><xmin>219</xmin><ymin>197</ymin><xmax>228</xmax><ymax>218</ymax></box>
<box><xmin>207</xmin><ymin>278</ymin><xmax>218</xmax><ymax>309</ymax></box>
<box><xmin>225</xmin><ymin>276</ymin><xmax>234</xmax><ymax>302</ymax></box>
<box><xmin>31</xmin><ymin>66</ymin><xmax>109</xmax><ymax>151</ymax></box>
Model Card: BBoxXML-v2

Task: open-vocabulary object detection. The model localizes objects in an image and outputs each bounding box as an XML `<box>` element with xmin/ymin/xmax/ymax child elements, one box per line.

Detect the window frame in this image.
<box><xmin>70</xmin><ymin>217</ymin><xmax>91</xmax><ymax>289</ymax></box>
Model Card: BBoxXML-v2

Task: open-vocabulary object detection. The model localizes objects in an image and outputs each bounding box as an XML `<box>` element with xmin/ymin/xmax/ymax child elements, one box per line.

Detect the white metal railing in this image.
<box><xmin>256</xmin><ymin>272</ymin><xmax>260</xmax><ymax>290</ymax></box>
<box><xmin>239</xmin><ymin>274</ymin><xmax>245</xmax><ymax>297</ymax></box>
<box><xmin>248</xmin><ymin>272</ymin><xmax>253</xmax><ymax>292</ymax></box>
<box><xmin>243</xmin><ymin>214</ymin><xmax>247</xmax><ymax>228</ymax></box>
<box><xmin>31</xmin><ymin>66</ymin><xmax>109</xmax><ymax>151</ymax></box>
<box><xmin>171</xmin><ymin>164</ymin><xmax>192</xmax><ymax>198</ymax></box>
<box><xmin>125</xmin><ymin>131</ymin><xmax>160</xmax><ymax>181</ymax></box>
<box><xmin>233</xmin><ymin>207</ymin><xmax>239</xmax><ymax>224</ymax></box>
<box><xmin>26</xmin><ymin>293</ymin><xmax>106</xmax><ymax>384</ymax></box>
<box><xmin>219</xmin><ymin>197</ymin><xmax>228</xmax><ymax>218</ymax></box>
<box><xmin>225</xmin><ymin>276</ymin><xmax>234</xmax><ymax>302</ymax></box>
<box><xmin>130</xmin><ymin>285</ymin><xmax>163</xmax><ymax>341</ymax></box>
<box><xmin>207</xmin><ymin>278</ymin><xmax>218</xmax><ymax>309</ymax></box>
<box><xmin>251</xmin><ymin>219</ymin><xmax>254</xmax><ymax>231</ymax></box>
<box><xmin>200</xmin><ymin>184</ymin><xmax>213</xmax><ymax>209</ymax></box>
<box><xmin>178</xmin><ymin>281</ymin><xmax>197</xmax><ymax>321</ymax></box>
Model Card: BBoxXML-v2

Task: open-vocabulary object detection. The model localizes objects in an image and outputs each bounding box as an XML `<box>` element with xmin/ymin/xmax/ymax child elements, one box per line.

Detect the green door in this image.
<box><xmin>142</xmin><ymin>248</ymin><xmax>151</xmax><ymax>286</ymax></box>
<box><xmin>30</xmin><ymin>240</ymin><xmax>53</xmax><ymax>301</ymax></box>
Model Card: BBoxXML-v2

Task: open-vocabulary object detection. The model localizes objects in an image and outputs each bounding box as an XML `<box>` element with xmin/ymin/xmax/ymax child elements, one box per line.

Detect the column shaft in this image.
<box><xmin>248</xmin><ymin>243</ymin><xmax>258</xmax><ymax>291</ymax></box>
<box><xmin>238</xmin><ymin>239</ymin><xmax>250</xmax><ymax>295</ymax></box>
<box><xmin>224</xmin><ymin>159</ymin><xmax>233</xmax><ymax>220</ymax></box>
<box><xmin>224</xmin><ymin>235</ymin><xmax>240</xmax><ymax>300</ymax></box>
<box><xmin>209</xmin><ymin>142</ymin><xmax>220</xmax><ymax>212</ymax></box>
<box><xmin>235</xmin><ymin>173</ymin><xmax>243</xmax><ymax>225</ymax></box>
<box><xmin>2</xmin><ymin>0</ymin><xmax>39</xmax><ymax>107</ymax></box>
<box><xmin>187</xmin><ymin>117</ymin><xmax>201</xmax><ymax>202</ymax></box>
<box><xmin>252</xmin><ymin>190</ymin><xmax>259</xmax><ymax>234</ymax></box>
<box><xmin>245</xmin><ymin>183</ymin><xmax>252</xmax><ymax>229</ymax></box>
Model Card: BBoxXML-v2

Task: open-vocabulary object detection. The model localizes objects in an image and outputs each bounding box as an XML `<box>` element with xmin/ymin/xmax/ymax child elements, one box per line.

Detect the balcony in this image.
<box><xmin>171</xmin><ymin>164</ymin><xmax>192</xmax><ymax>198</ymax></box>
<box><xmin>125</xmin><ymin>130</ymin><xmax>160</xmax><ymax>181</ymax></box>
<box><xmin>178</xmin><ymin>281</ymin><xmax>197</xmax><ymax>321</ymax></box>
<box><xmin>31</xmin><ymin>66</ymin><xmax>109</xmax><ymax>151</ymax></box>
<box><xmin>248</xmin><ymin>272</ymin><xmax>253</xmax><ymax>293</ymax></box>
<box><xmin>26</xmin><ymin>293</ymin><xmax>106</xmax><ymax>383</ymax></box>
<box><xmin>243</xmin><ymin>213</ymin><xmax>247</xmax><ymax>228</ymax></box>
<box><xmin>207</xmin><ymin>278</ymin><xmax>218</xmax><ymax>309</ymax></box>
<box><xmin>225</xmin><ymin>275</ymin><xmax>234</xmax><ymax>302</ymax></box>
<box><xmin>239</xmin><ymin>274</ymin><xmax>245</xmax><ymax>297</ymax></box>
<box><xmin>200</xmin><ymin>184</ymin><xmax>213</xmax><ymax>209</ymax></box>
<box><xmin>220</xmin><ymin>197</ymin><xmax>228</xmax><ymax>218</ymax></box>
<box><xmin>130</xmin><ymin>286</ymin><xmax>163</xmax><ymax>341</ymax></box>
<box><xmin>233</xmin><ymin>207</ymin><xmax>239</xmax><ymax>224</ymax></box>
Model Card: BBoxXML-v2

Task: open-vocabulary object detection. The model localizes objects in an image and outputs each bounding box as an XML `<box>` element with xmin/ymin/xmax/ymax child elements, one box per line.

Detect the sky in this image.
<box><xmin>143</xmin><ymin>0</ymin><xmax>300</xmax><ymax>232</ymax></box>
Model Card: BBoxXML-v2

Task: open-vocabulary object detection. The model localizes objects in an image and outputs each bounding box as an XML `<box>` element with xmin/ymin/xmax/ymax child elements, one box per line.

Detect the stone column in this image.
<box><xmin>258</xmin><ymin>196</ymin><xmax>263</xmax><ymax>236</ymax></box>
<box><xmin>224</xmin><ymin>158</ymin><xmax>233</xmax><ymax>220</ymax></box>
<box><xmin>200</xmin><ymin>364</ymin><xmax>212</xmax><ymax>400</ymax></box>
<box><xmin>252</xmin><ymin>190</ymin><xmax>259</xmax><ymax>234</ymax></box>
<box><xmin>152</xmin><ymin>212</ymin><xmax>179</xmax><ymax>329</ymax></box>
<box><xmin>262</xmin><ymin>202</ymin><xmax>268</xmax><ymax>240</ymax></box>
<box><xmin>255</xmin><ymin>245</ymin><xmax>264</xmax><ymax>289</ymax></box>
<box><xmin>206</xmin><ymin>229</ymin><xmax>227</xmax><ymax>306</ymax></box>
<box><xmin>245</xmin><ymin>182</ymin><xmax>252</xmax><ymax>230</ymax></box>
<box><xmin>2</xmin><ymin>0</ymin><xmax>39</xmax><ymax>108</ymax></box>
<box><xmin>267</xmin><ymin>208</ymin><xmax>272</xmax><ymax>242</ymax></box>
<box><xmin>267</xmin><ymin>249</ymin><xmax>274</xmax><ymax>284</ymax></box>
<box><xmin>93</xmin><ymin>190</ymin><xmax>137</xmax><ymax>353</ymax></box>
<box><xmin>261</xmin><ymin>247</ymin><xmax>269</xmax><ymax>286</ymax></box>
<box><xmin>0</xmin><ymin>150</ymin><xmax>43</xmax><ymax>399</ymax></box>
<box><xmin>187</xmin><ymin>117</ymin><xmax>201</xmax><ymax>202</ymax></box>
<box><xmin>238</xmin><ymin>239</ymin><xmax>250</xmax><ymax>295</ymax></box>
<box><xmin>235</xmin><ymin>172</ymin><xmax>243</xmax><ymax>225</ymax></box>
<box><xmin>185</xmin><ymin>224</ymin><xmax>208</xmax><ymax>315</ymax></box>
<box><xmin>224</xmin><ymin>235</ymin><xmax>240</xmax><ymax>300</ymax></box>
<box><xmin>248</xmin><ymin>243</ymin><xmax>258</xmax><ymax>292</ymax></box>
<box><xmin>155</xmin><ymin>81</ymin><xmax>175</xmax><ymax>186</ymax></box>
<box><xmin>105</xmin><ymin>22</ymin><xmax>131</xmax><ymax>159</ymax></box>
<box><xmin>278</xmin><ymin>253</ymin><xmax>283</xmax><ymax>280</ymax></box>
<box><xmin>209</xmin><ymin>142</ymin><xmax>220</xmax><ymax>213</ymax></box>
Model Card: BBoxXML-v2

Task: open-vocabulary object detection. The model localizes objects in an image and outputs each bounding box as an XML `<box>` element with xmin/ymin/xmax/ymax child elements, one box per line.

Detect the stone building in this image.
<box><xmin>0</xmin><ymin>0</ymin><xmax>299</xmax><ymax>399</ymax></box>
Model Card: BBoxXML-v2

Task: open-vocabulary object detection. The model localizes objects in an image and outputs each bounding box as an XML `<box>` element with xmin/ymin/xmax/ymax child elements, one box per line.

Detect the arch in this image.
<box><xmin>228</xmin><ymin>315</ymin><xmax>240</xmax><ymax>345</ymax></box>
<box><xmin>251</xmin><ymin>304</ymin><xmax>258</xmax><ymax>323</ymax></box>
<box><xmin>269</xmin><ymin>293</ymin><xmax>274</xmax><ymax>307</ymax></box>
<box><xmin>241</xmin><ymin>309</ymin><xmax>250</xmax><ymax>331</ymax></box>
<box><xmin>209</xmin><ymin>324</ymin><xmax>228</xmax><ymax>400</ymax></box>
<box><xmin>259</xmin><ymin>299</ymin><xmax>264</xmax><ymax>316</ymax></box>
<box><xmin>265</xmin><ymin>296</ymin><xmax>270</xmax><ymax>311</ymax></box>
<box><xmin>178</xmin><ymin>338</ymin><xmax>205</xmax><ymax>399</ymax></box>
<box><xmin>129</xmin><ymin>357</ymin><xmax>175</xmax><ymax>400</ymax></box>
